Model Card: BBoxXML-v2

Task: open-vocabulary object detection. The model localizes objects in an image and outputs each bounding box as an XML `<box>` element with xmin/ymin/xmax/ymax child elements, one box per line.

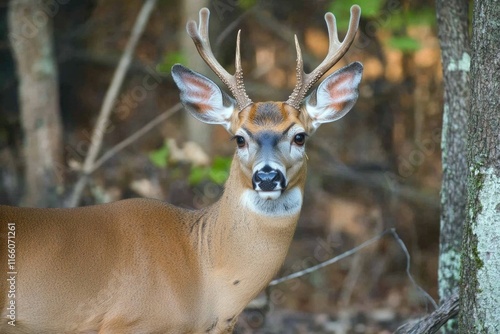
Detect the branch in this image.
<box><xmin>90</xmin><ymin>103</ymin><xmax>182</xmax><ymax>173</ymax></box>
<box><xmin>269</xmin><ymin>228</ymin><xmax>438</xmax><ymax>313</ymax></box>
<box><xmin>312</xmin><ymin>141</ymin><xmax>440</xmax><ymax>209</ymax></box>
<box><xmin>394</xmin><ymin>294</ymin><xmax>459</xmax><ymax>334</ymax></box>
<box><xmin>269</xmin><ymin>229</ymin><xmax>392</xmax><ymax>286</ymax></box>
<box><xmin>67</xmin><ymin>0</ymin><xmax>157</xmax><ymax>207</ymax></box>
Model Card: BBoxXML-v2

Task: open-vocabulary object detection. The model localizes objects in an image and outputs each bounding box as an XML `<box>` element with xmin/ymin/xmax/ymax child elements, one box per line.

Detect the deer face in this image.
<box><xmin>231</xmin><ymin>102</ymin><xmax>306</xmax><ymax>200</ymax></box>
<box><xmin>171</xmin><ymin>62</ymin><xmax>362</xmax><ymax>200</ymax></box>
<box><xmin>171</xmin><ymin>5</ymin><xmax>362</xmax><ymax>201</ymax></box>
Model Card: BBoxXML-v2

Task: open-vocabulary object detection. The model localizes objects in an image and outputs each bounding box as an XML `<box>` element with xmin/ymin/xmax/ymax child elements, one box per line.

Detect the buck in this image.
<box><xmin>0</xmin><ymin>5</ymin><xmax>362</xmax><ymax>333</ymax></box>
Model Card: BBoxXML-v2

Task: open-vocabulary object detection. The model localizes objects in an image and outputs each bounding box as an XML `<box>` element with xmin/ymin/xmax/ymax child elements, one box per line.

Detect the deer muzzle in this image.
<box><xmin>252</xmin><ymin>165</ymin><xmax>286</xmax><ymax>199</ymax></box>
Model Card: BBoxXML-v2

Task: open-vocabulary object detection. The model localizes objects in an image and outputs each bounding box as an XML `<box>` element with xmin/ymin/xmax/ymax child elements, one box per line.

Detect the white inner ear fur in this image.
<box><xmin>172</xmin><ymin>65</ymin><xmax>236</xmax><ymax>130</ymax></box>
<box><xmin>304</xmin><ymin>62</ymin><xmax>363</xmax><ymax>131</ymax></box>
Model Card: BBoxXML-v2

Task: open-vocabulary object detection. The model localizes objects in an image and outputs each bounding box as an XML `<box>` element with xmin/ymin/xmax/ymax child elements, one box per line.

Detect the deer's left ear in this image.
<box><xmin>303</xmin><ymin>62</ymin><xmax>363</xmax><ymax>132</ymax></box>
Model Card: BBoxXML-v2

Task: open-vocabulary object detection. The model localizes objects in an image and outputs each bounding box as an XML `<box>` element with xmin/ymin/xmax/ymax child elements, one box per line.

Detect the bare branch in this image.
<box><xmin>269</xmin><ymin>229</ymin><xmax>390</xmax><ymax>286</ymax></box>
<box><xmin>269</xmin><ymin>228</ymin><xmax>438</xmax><ymax>313</ymax></box>
<box><xmin>90</xmin><ymin>103</ymin><xmax>182</xmax><ymax>173</ymax></box>
<box><xmin>394</xmin><ymin>294</ymin><xmax>459</xmax><ymax>334</ymax></box>
<box><xmin>67</xmin><ymin>0</ymin><xmax>157</xmax><ymax>207</ymax></box>
<box><xmin>392</xmin><ymin>229</ymin><xmax>438</xmax><ymax>310</ymax></box>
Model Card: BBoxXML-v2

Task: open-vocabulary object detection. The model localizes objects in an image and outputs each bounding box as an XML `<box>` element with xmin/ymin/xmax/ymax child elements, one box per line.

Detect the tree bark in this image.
<box><xmin>181</xmin><ymin>0</ymin><xmax>212</xmax><ymax>153</ymax></box>
<box><xmin>8</xmin><ymin>0</ymin><xmax>64</xmax><ymax>207</ymax></box>
<box><xmin>435</xmin><ymin>1</ymin><xmax>470</xmax><ymax>332</ymax></box>
<box><xmin>459</xmin><ymin>0</ymin><xmax>500</xmax><ymax>332</ymax></box>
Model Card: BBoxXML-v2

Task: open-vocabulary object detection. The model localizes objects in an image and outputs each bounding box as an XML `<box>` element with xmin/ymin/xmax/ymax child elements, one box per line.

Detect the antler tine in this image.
<box><xmin>186</xmin><ymin>8</ymin><xmax>252</xmax><ymax>110</ymax></box>
<box><xmin>235</xmin><ymin>30</ymin><xmax>243</xmax><ymax>73</ymax></box>
<box><xmin>325</xmin><ymin>12</ymin><xmax>340</xmax><ymax>51</ymax></box>
<box><xmin>286</xmin><ymin>5</ymin><xmax>361</xmax><ymax>110</ymax></box>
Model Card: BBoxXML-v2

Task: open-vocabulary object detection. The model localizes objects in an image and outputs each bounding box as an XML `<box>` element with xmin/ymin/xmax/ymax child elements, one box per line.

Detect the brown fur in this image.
<box><xmin>0</xmin><ymin>140</ymin><xmax>306</xmax><ymax>333</ymax></box>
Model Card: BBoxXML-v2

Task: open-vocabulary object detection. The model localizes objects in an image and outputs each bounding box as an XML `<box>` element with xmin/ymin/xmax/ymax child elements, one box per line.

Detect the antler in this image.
<box><xmin>285</xmin><ymin>5</ymin><xmax>361</xmax><ymax>110</ymax></box>
<box><xmin>187</xmin><ymin>8</ymin><xmax>253</xmax><ymax>110</ymax></box>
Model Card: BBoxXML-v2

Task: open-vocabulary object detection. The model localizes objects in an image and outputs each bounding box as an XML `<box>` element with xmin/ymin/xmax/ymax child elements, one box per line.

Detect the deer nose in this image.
<box><xmin>252</xmin><ymin>165</ymin><xmax>285</xmax><ymax>191</ymax></box>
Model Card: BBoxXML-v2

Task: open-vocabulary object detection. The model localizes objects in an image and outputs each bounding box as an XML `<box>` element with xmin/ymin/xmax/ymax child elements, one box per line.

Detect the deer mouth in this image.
<box><xmin>251</xmin><ymin>164</ymin><xmax>287</xmax><ymax>200</ymax></box>
<box><xmin>256</xmin><ymin>190</ymin><xmax>282</xmax><ymax>200</ymax></box>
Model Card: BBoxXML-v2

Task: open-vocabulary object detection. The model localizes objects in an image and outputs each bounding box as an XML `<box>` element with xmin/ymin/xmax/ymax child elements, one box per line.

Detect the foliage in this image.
<box><xmin>156</xmin><ymin>51</ymin><xmax>185</xmax><ymax>75</ymax></box>
<box><xmin>388</xmin><ymin>36</ymin><xmax>421</xmax><ymax>52</ymax></box>
<box><xmin>329</xmin><ymin>0</ymin><xmax>385</xmax><ymax>29</ymax></box>
<box><xmin>149</xmin><ymin>141</ymin><xmax>231</xmax><ymax>186</ymax></box>
<box><xmin>149</xmin><ymin>143</ymin><xmax>169</xmax><ymax>168</ymax></box>
<box><xmin>328</xmin><ymin>0</ymin><xmax>436</xmax><ymax>53</ymax></box>
<box><xmin>189</xmin><ymin>156</ymin><xmax>231</xmax><ymax>185</ymax></box>
<box><xmin>239</xmin><ymin>0</ymin><xmax>257</xmax><ymax>10</ymax></box>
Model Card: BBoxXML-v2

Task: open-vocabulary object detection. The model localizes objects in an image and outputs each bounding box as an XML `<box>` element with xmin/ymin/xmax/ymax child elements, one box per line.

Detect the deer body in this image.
<box><xmin>1</xmin><ymin>157</ymin><xmax>301</xmax><ymax>333</ymax></box>
<box><xmin>1</xmin><ymin>6</ymin><xmax>362</xmax><ymax>333</ymax></box>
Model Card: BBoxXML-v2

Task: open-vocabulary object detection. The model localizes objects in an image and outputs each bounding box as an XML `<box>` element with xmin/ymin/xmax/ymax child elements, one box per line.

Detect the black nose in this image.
<box><xmin>252</xmin><ymin>166</ymin><xmax>284</xmax><ymax>191</ymax></box>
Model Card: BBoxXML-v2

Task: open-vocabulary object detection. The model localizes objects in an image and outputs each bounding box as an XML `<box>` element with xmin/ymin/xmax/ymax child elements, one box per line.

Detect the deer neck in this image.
<box><xmin>193</xmin><ymin>157</ymin><xmax>305</xmax><ymax>301</ymax></box>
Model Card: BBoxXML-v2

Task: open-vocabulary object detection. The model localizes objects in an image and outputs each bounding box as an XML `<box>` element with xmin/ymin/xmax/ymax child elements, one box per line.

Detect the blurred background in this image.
<box><xmin>0</xmin><ymin>0</ymin><xmax>447</xmax><ymax>332</ymax></box>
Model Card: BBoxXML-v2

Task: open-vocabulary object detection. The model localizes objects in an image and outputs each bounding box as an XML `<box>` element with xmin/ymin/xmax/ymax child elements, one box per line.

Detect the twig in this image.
<box><xmin>269</xmin><ymin>229</ymin><xmax>392</xmax><ymax>286</ymax></box>
<box><xmin>312</xmin><ymin>141</ymin><xmax>440</xmax><ymax>209</ymax></box>
<box><xmin>90</xmin><ymin>103</ymin><xmax>182</xmax><ymax>173</ymax></box>
<box><xmin>390</xmin><ymin>229</ymin><xmax>439</xmax><ymax>310</ymax></box>
<box><xmin>268</xmin><ymin>228</ymin><xmax>438</xmax><ymax>313</ymax></box>
<box><xmin>339</xmin><ymin>252</ymin><xmax>363</xmax><ymax>307</ymax></box>
<box><xmin>394</xmin><ymin>293</ymin><xmax>459</xmax><ymax>334</ymax></box>
<box><xmin>214</xmin><ymin>10</ymin><xmax>254</xmax><ymax>53</ymax></box>
<box><xmin>67</xmin><ymin>0</ymin><xmax>157</xmax><ymax>207</ymax></box>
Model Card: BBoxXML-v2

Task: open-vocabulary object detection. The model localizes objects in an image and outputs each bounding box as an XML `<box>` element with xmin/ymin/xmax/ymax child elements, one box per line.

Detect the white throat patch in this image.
<box><xmin>240</xmin><ymin>187</ymin><xmax>303</xmax><ymax>217</ymax></box>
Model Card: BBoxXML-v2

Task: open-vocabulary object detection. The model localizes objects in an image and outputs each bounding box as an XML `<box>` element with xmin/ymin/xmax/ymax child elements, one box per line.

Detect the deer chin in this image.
<box><xmin>256</xmin><ymin>190</ymin><xmax>282</xmax><ymax>200</ymax></box>
<box><xmin>240</xmin><ymin>187</ymin><xmax>303</xmax><ymax>216</ymax></box>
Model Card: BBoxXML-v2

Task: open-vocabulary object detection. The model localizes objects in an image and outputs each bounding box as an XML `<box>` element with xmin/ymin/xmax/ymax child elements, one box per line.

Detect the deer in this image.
<box><xmin>0</xmin><ymin>5</ymin><xmax>362</xmax><ymax>334</ymax></box>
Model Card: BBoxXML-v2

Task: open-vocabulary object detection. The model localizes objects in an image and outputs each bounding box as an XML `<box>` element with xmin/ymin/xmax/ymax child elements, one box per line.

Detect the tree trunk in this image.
<box><xmin>8</xmin><ymin>0</ymin><xmax>63</xmax><ymax>207</ymax></box>
<box><xmin>459</xmin><ymin>0</ymin><xmax>500</xmax><ymax>331</ymax></box>
<box><xmin>181</xmin><ymin>0</ymin><xmax>212</xmax><ymax>153</ymax></box>
<box><xmin>435</xmin><ymin>1</ymin><xmax>470</xmax><ymax>332</ymax></box>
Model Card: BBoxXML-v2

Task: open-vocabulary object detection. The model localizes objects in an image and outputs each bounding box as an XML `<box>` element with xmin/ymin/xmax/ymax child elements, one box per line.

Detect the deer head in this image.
<box><xmin>172</xmin><ymin>6</ymin><xmax>362</xmax><ymax>201</ymax></box>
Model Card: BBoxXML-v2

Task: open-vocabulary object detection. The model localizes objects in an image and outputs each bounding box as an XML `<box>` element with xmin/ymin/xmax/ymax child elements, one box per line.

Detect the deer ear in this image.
<box><xmin>171</xmin><ymin>64</ymin><xmax>236</xmax><ymax>130</ymax></box>
<box><xmin>303</xmin><ymin>62</ymin><xmax>363</xmax><ymax>132</ymax></box>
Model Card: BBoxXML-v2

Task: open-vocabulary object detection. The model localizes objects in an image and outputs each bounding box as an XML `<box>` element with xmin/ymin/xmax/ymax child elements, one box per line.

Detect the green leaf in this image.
<box><xmin>406</xmin><ymin>8</ymin><xmax>436</xmax><ymax>27</ymax></box>
<box><xmin>356</xmin><ymin>0</ymin><xmax>385</xmax><ymax>18</ymax></box>
<box><xmin>157</xmin><ymin>51</ymin><xmax>185</xmax><ymax>75</ymax></box>
<box><xmin>329</xmin><ymin>2</ymin><xmax>436</xmax><ymax>32</ymax></box>
<box><xmin>212</xmin><ymin>156</ymin><xmax>232</xmax><ymax>171</ymax></box>
<box><xmin>149</xmin><ymin>144</ymin><xmax>169</xmax><ymax>168</ymax></box>
<box><xmin>208</xmin><ymin>170</ymin><xmax>229</xmax><ymax>185</ymax></box>
<box><xmin>188</xmin><ymin>167</ymin><xmax>208</xmax><ymax>185</ymax></box>
<box><xmin>188</xmin><ymin>156</ymin><xmax>231</xmax><ymax>186</ymax></box>
<box><xmin>329</xmin><ymin>0</ymin><xmax>384</xmax><ymax>18</ymax></box>
<box><xmin>384</xmin><ymin>12</ymin><xmax>406</xmax><ymax>30</ymax></box>
<box><xmin>388</xmin><ymin>36</ymin><xmax>421</xmax><ymax>52</ymax></box>
<box><xmin>239</xmin><ymin>0</ymin><xmax>256</xmax><ymax>10</ymax></box>
<box><xmin>209</xmin><ymin>156</ymin><xmax>231</xmax><ymax>184</ymax></box>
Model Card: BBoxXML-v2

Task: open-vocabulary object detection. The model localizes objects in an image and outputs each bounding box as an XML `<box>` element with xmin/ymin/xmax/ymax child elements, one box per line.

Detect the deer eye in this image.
<box><xmin>235</xmin><ymin>136</ymin><xmax>246</xmax><ymax>148</ymax></box>
<box><xmin>293</xmin><ymin>133</ymin><xmax>306</xmax><ymax>146</ymax></box>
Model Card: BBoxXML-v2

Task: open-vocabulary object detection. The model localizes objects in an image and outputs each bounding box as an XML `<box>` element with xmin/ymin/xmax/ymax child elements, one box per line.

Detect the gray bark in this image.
<box><xmin>435</xmin><ymin>1</ymin><xmax>470</xmax><ymax>332</ymax></box>
<box><xmin>459</xmin><ymin>0</ymin><xmax>500</xmax><ymax>332</ymax></box>
<box><xmin>8</xmin><ymin>0</ymin><xmax>64</xmax><ymax>207</ymax></box>
<box><xmin>181</xmin><ymin>0</ymin><xmax>212</xmax><ymax>153</ymax></box>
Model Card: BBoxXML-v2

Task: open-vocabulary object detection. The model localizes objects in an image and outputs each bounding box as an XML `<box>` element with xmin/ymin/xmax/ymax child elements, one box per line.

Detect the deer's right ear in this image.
<box><xmin>171</xmin><ymin>64</ymin><xmax>236</xmax><ymax>130</ymax></box>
